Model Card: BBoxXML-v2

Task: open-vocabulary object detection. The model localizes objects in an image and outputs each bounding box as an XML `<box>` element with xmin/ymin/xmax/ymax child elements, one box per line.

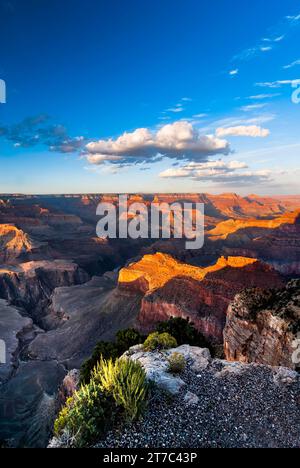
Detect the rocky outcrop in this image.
<box><xmin>57</xmin><ymin>369</ymin><xmax>80</xmax><ymax>407</ymax></box>
<box><xmin>0</xmin><ymin>224</ymin><xmax>43</xmax><ymax>263</ymax></box>
<box><xmin>119</xmin><ymin>253</ymin><xmax>284</xmax><ymax>343</ymax></box>
<box><xmin>95</xmin><ymin>345</ymin><xmax>300</xmax><ymax>448</ymax></box>
<box><xmin>0</xmin><ymin>260</ymin><xmax>89</xmax><ymax>324</ymax></box>
<box><xmin>224</xmin><ymin>279</ymin><xmax>300</xmax><ymax>368</ymax></box>
<box><xmin>123</xmin><ymin>344</ymin><xmax>211</xmax><ymax>395</ymax></box>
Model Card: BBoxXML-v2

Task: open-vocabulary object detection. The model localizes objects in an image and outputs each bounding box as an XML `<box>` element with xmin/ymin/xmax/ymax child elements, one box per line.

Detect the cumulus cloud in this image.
<box><xmin>85</xmin><ymin>121</ymin><xmax>231</xmax><ymax>166</ymax></box>
<box><xmin>0</xmin><ymin>115</ymin><xmax>86</xmax><ymax>153</ymax></box>
<box><xmin>216</xmin><ymin>125</ymin><xmax>270</xmax><ymax>138</ymax></box>
<box><xmin>159</xmin><ymin>160</ymin><xmax>272</xmax><ymax>185</ymax></box>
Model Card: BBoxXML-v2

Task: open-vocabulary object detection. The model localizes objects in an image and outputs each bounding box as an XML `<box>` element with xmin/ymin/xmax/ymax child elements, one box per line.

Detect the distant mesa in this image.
<box><xmin>207</xmin><ymin>209</ymin><xmax>300</xmax><ymax>241</ymax></box>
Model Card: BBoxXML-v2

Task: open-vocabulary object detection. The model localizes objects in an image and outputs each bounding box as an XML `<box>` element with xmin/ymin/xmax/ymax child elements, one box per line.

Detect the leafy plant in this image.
<box><xmin>156</xmin><ymin>317</ymin><xmax>211</xmax><ymax>350</ymax></box>
<box><xmin>80</xmin><ymin>341</ymin><xmax>119</xmax><ymax>384</ymax></box>
<box><xmin>54</xmin><ymin>379</ymin><xmax>115</xmax><ymax>448</ymax></box>
<box><xmin>143</xmin><ymin>332</ymin><xmax>177</xmax><ymax>351</ymax></box>
<box><xmin>80</xmin><ymin>329</ymin><xmax>143</xmax><ymax>384</ymax></box>
<box><xmin>168</xmin><ymin>352</ymin><xmax>186</xmax><ymax>374</ymax></box>
<box><xmin>92</xmin><ymin>357</ymin><xmax>149</xmax><ymax>421</ymax></box>
<box><xmin>116</xmin><ymin>328</ymin><xmax>143</xmax><ymax>353</ymax></box>
<box><xmin>111</xmin><ymin>358</ymin><xmax>149</xmax><ymax>420</ymax></box>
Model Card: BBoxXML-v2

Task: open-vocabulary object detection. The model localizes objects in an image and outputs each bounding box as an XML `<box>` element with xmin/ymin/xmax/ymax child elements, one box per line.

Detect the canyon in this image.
<box><xmin>0</xmin><ymin>193</ymin><xmax>299</xmax><ymax>447</ymax></box>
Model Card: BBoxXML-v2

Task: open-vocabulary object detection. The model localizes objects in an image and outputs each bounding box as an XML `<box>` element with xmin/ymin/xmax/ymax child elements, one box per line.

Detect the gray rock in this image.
<box><xmin>166</xmin><ymin>345</ymin><xmax>211</xmax><ymax>372</ymax></box>
<box><xmin>184</xmin><ymin>391</ymin><xmax>199</xmax><ymax>406</ymax></box>
<box><xmin>0</xmin><ymin>360</ymin><xmax>66</xmax><ymax>447</ymax></box>
<box><xmin>273</xmin><ymin>367</ymin><xmax>299</xmax><ymax>386</ymax></box>
<box><xmin>0</xmin><ymin>299</ymin><xmax>33</xmax><ymax>383</ymax></box>
<box><xmin>126</xmin><ymin>348</ymin><xmax>185</xmax><ymax>395</ymax></box>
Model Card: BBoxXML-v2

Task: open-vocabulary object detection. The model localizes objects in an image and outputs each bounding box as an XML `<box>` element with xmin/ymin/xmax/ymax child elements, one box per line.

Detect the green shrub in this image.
<box><xmin>168</xmin><ymin>352</ymin><xmax>186</xmax><ymax>374</ymax></box>
<box><xmin>80</xmin><ymin>341</ymin><xmax>119</xmax><ymax>384</ymax></box>
<box><xmin>92</xmin><ymin>357</ymin><xmax>149</xmax><ymax>421</ymax></box>
<box><xmin>144</xmin><ymin>332</ymin><xmax>177</xmax><ymax>351</ymax></box>
<box><xmin>156</xmin><ymin>317</ymin><xmax>211</xmax><ymax>351</ymax></box>
<box><xmin>55</xmin><ymin>356</ymin><xmax>149</xmax><ymax>447</ymax></box>
<box><xmin>111</xmin><ymin>358</ymin><xmax>149</xmax><ymax>420</ymax></box>
<box><xmin>80</xmin><ymin>329</ymin><xmax>143</xmax><ymax>385</ymax></box>
<box><xmin>116</xmin><ymin>328</ymin><xmax>143</xmax><ymax>353</ymax></box>
<box><xmin>54</xmin><ymin>380</ymin><xmax>115</xmax><ymax>448</ymax></box>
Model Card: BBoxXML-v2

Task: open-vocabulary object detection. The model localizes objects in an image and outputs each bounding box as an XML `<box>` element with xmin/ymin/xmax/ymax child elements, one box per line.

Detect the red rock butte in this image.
<box><xmin>119</xmin><ymin>252</ymin><xmax>259</xmax><ymax>291</ymax></box>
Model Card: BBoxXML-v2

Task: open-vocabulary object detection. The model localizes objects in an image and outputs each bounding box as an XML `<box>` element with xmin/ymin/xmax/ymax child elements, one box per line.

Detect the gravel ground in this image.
<box><xmin>95</xmin><ymin>361</ymin><xmax>300</xmax><ymax>449</ymax></box>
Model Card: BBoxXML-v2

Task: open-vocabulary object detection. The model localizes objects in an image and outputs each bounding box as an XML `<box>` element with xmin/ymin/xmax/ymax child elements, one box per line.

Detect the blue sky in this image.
<box><xmin>0</xmin><ymin>0</ymin><xmax>300</xmax><ymax>194</ymax></box>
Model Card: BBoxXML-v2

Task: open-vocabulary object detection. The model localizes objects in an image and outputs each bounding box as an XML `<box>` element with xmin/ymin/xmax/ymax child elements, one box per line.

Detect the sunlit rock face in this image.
<box><xmin>0</xmin><ymin>224</ymin><xmax>42</xmax><ymax>263</ymax></box>
<box><xmin>207</xmin><ymin>209</ymin><xmax>300</xmax><ymax>241</ymax></box>
<box><xmin>118</xmin><ymin>253</ymin><xmax>284</xmax><ymax>343</ymax></box>
<box><xmin>224</xmin><ymin>279</ymin><xmax>300</xmax><ymax>368</ymax></box>
<box><xmin>206</xmin><ymin>210</ymin><xmax>300</xmax><ymax>276</ymax></box>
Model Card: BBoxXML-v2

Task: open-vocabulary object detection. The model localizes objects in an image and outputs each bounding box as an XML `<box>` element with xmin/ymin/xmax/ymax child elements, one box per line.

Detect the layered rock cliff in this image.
<box><xmin>119</xmin><ymin>253</ymin><xmax>284</xmax><ymax>342</ymax></box>
<box><xmin>0</xmin><ymin>224</ymin><xmax>43</xmax><ymax>263</ymax></box>
<box><xmin>224</xmin><ymin>279</ymin><xmax>300</xmax><ymax>368</ymax></box>
<box><xmin>209</xmin><ymin>210</ymin><xmax>300</xmax><ymax>276</ymax></box>
<box><xmin>0</xmin><ymin>260</ymin><xmax>89</xmax><ymax>324</ymax></box>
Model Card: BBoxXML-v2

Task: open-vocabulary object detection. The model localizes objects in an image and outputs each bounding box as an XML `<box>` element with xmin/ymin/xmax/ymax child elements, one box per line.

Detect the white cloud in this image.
<box><xmin>159</xmin><ymin>159</ymin><xmax>271</xmax><ymax>184</ymax></box>
<box><xmin>167</xmin><ymin>106</ymin><xmax>184</xmax><ymax>113</ymax></box>
<box><xmin>216</xmin><ymin>125</ymin><xmax>270</xmax><ymax>138</ymax></box>
<box><xmin>232</xmin><ymin>13</ymin><xmax>300</xmax><ymax>63</ymax></box>
<box><xmin>241</xmin><ymin>103</ymin><xmax>267</xmax><ymax>112</ymax></box>
<box><xmin>256</xmin><ymin>79</ymin><xmax>300</xmax><ymax>88</ymax></box>
<box><xmin>248</xmin><ymin>93</ymin><xmax>280</xmax><ymax>99</ymax></box>
<box><xmin>85</xmin><ymin>121</ymin><xmax>231</xmax><ymax>166</ymax></box>
<box><xmin>286</xmin><ymin>14</ymin><xmax>300</xmax><ymax>21</ymax></box>
<box><xmin>283</xmin><ymin>59</ymin><xmax>300</xmax><ymax>69</ymax></box>
<box><xmin>229</xmin><ymin>69</ymin><xmax>239</xmax><ymax>76</ymax></box>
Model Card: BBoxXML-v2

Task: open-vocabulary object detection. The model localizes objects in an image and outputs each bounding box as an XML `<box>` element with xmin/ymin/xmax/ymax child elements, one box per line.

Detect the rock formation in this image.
<box><xmin>224</xmin><ymin>279</ymin><xmax>300</xmax><ymax>368</ymax></box>
<box><xmin>119</xmin><ymin>253</ymin><xmax>284</xmax><ymax>342</ymax></box>
<box><xmin>207</xmin><ymin>209</ymin><xmax>300</xmax><ymax>241</ymax></box>
<box><xmin>0</xmin><ymin>224</ymin><xmax>43</xmax><ymax>263</ymax></box>
<box><xmin>0</xmin><ymin>299</ymin><xmax>33</xmax><ymax>382</ymax></box>
<box><xmin>0</xmin><ymin>260</ymin><xmax>89</xmax><ymax>324</ymax></box>
<box><xmin>92</xmin><ymin>345</ymin><xmax>300</xmax><ymax>449</ymax></box>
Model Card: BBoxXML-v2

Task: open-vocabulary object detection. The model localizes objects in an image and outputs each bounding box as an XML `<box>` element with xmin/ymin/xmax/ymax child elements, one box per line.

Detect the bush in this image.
<box><xmin>116</xmin><ymin>328</ymin><xmax>143</xmax><ymax>354</ymax></box>
<box><xmin>54</xmin><ymin>380</ymin><xmax>115</xmax><ymax>448</ymax></box>
<box><xmin>80</xmin><ymin>329</ymin><xmax>143</xmax><ymax>385</ymax></box>
<box><xmin>144</xmin><ymin>332</ymin><xmax>177</xmax><ymax>351</ymax></box>
<box><xmin>112</xmin><ymin>358</ymin><xmax>149</xmax><ymax>420</ymax></box>
<box><xmin>55</xmin><ymin>357</ymin><xmax>149</xmax><ymax>447</ymax></box>
<box><xmin>168</xmin><ymin>352</ymin><xmax>186</xmax><ymax>374</ymax></box>
<box><xmin>80</xmin><ymin>341</ymin><xmax>119</xmax><ymax>384</ymax></box>
<box><xmin>92</xmin><ymin>357</ymin><xmax>149</xmax><ymax>421</ymax></box>
<box><xmin>156</xmin><ymin>317</ymin><xmax>211</xmax><ymax>350</ymax></box>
